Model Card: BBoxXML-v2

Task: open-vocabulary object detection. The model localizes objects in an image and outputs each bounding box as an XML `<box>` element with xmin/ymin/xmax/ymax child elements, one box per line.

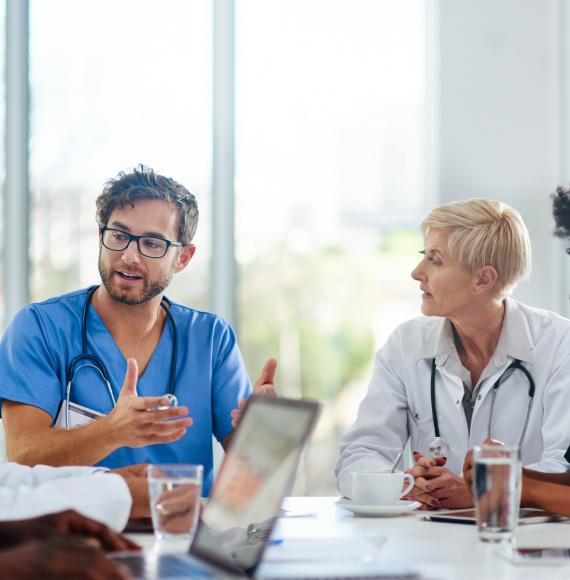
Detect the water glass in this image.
<box><xmin>148</xmin><ymin>464</ymin><xmax>204</xmax><ymax>540</ymax></box>
<box><xmin>473</xmin><ymin>445</ymin><xmax>521</xmax><ymax>543</ymax></box>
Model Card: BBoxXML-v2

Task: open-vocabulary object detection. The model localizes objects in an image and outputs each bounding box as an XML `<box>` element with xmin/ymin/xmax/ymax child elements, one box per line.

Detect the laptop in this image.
<box><xmin>114</xmin><ymin>395</ymin><xmax>419</xmax><ymax>579</ymax></box>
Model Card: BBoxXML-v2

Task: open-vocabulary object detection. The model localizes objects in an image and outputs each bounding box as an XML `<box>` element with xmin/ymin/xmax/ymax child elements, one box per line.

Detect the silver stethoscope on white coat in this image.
<box><xmin>428</xmin><ymin>357</ymin><xmax>536</xmax><ymax>458</ymax></box>
<box><xmin>63</xmin><ymin>285</ymin><xmax>179</xmax><ymax>429</ymax></box>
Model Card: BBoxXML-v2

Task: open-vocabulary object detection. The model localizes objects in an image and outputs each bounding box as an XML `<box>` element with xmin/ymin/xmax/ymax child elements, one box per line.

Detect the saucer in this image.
<box><xmin>336</xmin><ymin>498</ymin><xmax>421</xmax><ymax>517</ymax></box>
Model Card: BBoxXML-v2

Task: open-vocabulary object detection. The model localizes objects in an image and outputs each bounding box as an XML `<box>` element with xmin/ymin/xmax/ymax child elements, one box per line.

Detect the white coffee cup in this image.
<box><xmin>351</xmin><ymin>471</ymin><xmax>415</xmax><ymax>505</ymax></box>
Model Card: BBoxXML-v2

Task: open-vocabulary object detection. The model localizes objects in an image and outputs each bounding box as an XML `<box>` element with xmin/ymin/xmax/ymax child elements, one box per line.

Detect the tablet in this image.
<box><xmin>418</xmin><ymin>508</ymin><xmax>569</xmax><ymax>525</ymax></box>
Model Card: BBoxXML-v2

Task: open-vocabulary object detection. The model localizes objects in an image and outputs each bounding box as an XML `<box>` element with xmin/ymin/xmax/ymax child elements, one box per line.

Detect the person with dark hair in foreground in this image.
<box><xmin>462</xmin><ymin>187</ymin><xmax>570</xmax><ymax>515</ymax></box>
<box><xmin>0</xmin><ymin>510</ymin><xmax>138</xmax><ymax>579</ymax></box>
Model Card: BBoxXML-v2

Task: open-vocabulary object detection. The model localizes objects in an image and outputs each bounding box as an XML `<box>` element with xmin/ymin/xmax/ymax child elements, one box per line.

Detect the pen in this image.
<box><xmin>268</xmin><ymin>539</ymin><xmax>283</xmax><ymax>546</ymax></box>
<box><xmin>425</xmin><ymin>515</ymin><xmax>474</xmax><ymax>525</ymax></box>
<box><xmin>390</xmin><ymin>444</ymin><xmax>406</xmax><ymax>472</ymax></box>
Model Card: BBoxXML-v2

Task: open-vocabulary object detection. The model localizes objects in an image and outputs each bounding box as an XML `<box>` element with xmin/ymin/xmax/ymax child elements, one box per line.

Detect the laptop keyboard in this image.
<box><xmin>116</xmin><ymin>555</ymin><xmax>419</xmax><ymax>580</ymax></box>
<box><xmin>262</xmin><ymin>573</ymin><xmax>419</xmax><ymax>580</ymax></box>
<box><xmin>116</xmin><ymin>554</ymin><xmax>215</xmax><ymax>579</ymax></box>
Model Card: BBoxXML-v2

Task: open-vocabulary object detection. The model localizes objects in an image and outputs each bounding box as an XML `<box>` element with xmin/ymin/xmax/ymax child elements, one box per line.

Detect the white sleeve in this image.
<box><xmin>0</xmin><ymin>472</ymin><xmax>132</xmax><ymax>532</ymax></box>
<box><xmin>335</xmin><ymin>330</ymin><xmax>410</xmax><ymax>498</ymax></box>
<box><xmin>0</xmin><ymin>462</ymin><xmax>106</xmax><ymax>486</ymax></box>
<box><xmin>527</xmin><ymin>331</ymin><xmax>570</xmax><ymax>473</ymax></box>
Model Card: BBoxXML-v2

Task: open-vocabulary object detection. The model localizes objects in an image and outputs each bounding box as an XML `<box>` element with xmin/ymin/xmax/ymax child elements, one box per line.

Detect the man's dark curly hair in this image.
<box><xmin>96</xmin><ymin>164</ymin><xmax>199</xmax><ymax>244</ymax></box>
<box><xmin>552</xmin><ymin>186</ymin><xmax>570</xmax><ymax>241</ymax></box>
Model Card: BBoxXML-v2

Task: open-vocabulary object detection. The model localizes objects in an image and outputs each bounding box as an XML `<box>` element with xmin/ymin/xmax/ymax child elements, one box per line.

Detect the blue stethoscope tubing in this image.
<box><xmin>64</xmin><ymin>285</ymin><xmax>178</xmax><ymax>428</ymax></box>
<box><xmin>430</xmin><ymin>357</ymin><xmax>535</xmax><ymax>448</ymax></box>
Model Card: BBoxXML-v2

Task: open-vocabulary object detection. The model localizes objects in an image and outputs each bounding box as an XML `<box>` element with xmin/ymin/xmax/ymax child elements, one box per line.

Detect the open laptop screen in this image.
<box><xmin>190</xmin><ymin>395</ymin><xmax>320</xmax><ymax>575</ymax></box>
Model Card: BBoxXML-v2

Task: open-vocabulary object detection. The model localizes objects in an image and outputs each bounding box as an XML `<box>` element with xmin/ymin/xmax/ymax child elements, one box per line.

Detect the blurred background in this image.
<box><xmin>1</xmin><ymin>0</ymin><xmax>569</xmax><ymax>494</ymax></box>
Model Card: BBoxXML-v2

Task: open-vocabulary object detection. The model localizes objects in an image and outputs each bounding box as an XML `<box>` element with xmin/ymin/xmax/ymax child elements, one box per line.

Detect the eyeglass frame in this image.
<box><xmin>100</xmin><ymin>226</ymin><xmax>185</xmax><ymax>259</ymax></box>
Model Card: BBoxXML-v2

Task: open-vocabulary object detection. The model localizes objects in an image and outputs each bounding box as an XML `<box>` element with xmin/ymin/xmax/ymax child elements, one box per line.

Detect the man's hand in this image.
<box><xmin>153</xmin><ymin>482</ymin><xmax>201</xmax><ymax>535</ymax></box>
<box><xmin>105</xmin><ymin>358</ymin><xmax>193</xmax><ymax>448</ymax></box>
<box><xmin>0</xmin><ymin>510</ymin><xmax>139</xmax><ymax>552</ymax></box>
<box><xmin>231</xmin><ymin>358</ymin><xmax>278</xmax><ymax>429</ymax></box>
<box><xmin>111</xmin><ymin>464</ymin><xmax>148</xmax><ymax>479</ymax></box>
<box><xmin>110</xmin><ymin>463</ymin><xmax>150</xmax><ymax>519</ymax></box>
<box><xmin>252</xmin><ymin>358</ymin><xmax>278</xmax><ymax>396</ymax></box>
<box><xmin>0</xmin><ymin>537</ymin><xmax>131</xmax><ymax>579</ymax></box>
<box><xmin>463</xmin><ymin>449</ymin><xmax>475</xmax><ymax>496</ymax></box>
<box><xmin>405</xmin><ymin>452</ymin><xmax>473</xmax><ymax>510</ymax></box>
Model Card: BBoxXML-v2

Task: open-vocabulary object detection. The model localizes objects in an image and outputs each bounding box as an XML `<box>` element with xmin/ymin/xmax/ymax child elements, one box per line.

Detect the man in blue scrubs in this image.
<box><xmin>0</xmin><ymin>165</ymin><xmax>275</xmax><ymax>495</ymax></box>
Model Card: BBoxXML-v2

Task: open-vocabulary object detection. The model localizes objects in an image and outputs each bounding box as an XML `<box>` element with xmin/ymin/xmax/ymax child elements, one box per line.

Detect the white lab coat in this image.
<box><xmin>336</xmin><ymin>298</ymin><xmax>570</xmax><ymax>498</ymax></box>
<box><xmin>0</xmin><ymin>462</ymin><xmax>132</xmax><ymax>531</ymax></box>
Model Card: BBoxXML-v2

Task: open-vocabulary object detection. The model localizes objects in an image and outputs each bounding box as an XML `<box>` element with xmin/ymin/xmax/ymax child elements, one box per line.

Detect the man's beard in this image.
<box><xmin>98</xmin><ymin>255</ymin><xmax>176</xmax><ymax>305</ymax></box>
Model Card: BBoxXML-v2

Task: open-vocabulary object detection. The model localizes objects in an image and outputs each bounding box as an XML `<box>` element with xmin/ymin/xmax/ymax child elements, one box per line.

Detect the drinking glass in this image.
<box><xmin>148</xmin><ymin>464</ymin><xmax>203</xmax><ymax>540</ymax></box>
<box><xmin>473</xmin><ymin>445</ymin><xmax>521</xmax><ymax>543</ymax></box>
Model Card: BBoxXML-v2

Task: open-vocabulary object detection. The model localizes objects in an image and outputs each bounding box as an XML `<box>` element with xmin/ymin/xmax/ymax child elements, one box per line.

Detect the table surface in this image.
<box><xmin>127</xmin><ymin>497</ymin><xmax>570</xmax><ymax>579</ymax></box>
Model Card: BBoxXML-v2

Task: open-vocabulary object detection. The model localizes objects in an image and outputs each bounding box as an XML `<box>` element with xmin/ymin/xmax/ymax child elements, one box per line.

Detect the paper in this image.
<box><xmin>54</xmin><ymin>401</ymin><xmax>104</xmax><ymax>429</ymax></box>
<box><xmin>263</xmin><ymin>536</ymin><xmax>386</xmax><ymax>563</ymax></box>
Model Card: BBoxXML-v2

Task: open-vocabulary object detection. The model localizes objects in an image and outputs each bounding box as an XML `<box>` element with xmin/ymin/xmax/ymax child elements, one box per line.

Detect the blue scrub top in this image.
<box><xmin>0</xmin><ymin>287</ymin><xmax>252</xmax><ymax>495</ymax></box>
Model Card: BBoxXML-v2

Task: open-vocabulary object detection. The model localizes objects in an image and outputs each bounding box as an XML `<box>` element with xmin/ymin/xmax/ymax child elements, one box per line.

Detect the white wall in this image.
<box><xmin>438</xmin><ymin>0</ymin><xmax>570</xmax><ymax>315</ymax></box>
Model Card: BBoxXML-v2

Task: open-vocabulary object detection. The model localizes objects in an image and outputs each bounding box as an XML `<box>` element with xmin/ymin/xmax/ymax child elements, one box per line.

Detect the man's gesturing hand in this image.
<box><xmin>105</xmin><ymin>358</ymin><xmax>193</xmax><ymax>448</ymax></box>
<box><xmin>252</xmin><ymin>358</ymin><xmax>278</xmax><ymax>396</ymax></box>
<box><xmin>231</xmin><ymin>358</ymin><xmax>278</xmax><ymax>429</ymax></box>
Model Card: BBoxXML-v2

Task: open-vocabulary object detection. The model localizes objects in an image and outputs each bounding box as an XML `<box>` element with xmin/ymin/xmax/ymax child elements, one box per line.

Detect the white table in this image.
<box><xmin>128</xmin><ymin>497</ymin><xmax>570</xmax><ymax>579</ymax></box>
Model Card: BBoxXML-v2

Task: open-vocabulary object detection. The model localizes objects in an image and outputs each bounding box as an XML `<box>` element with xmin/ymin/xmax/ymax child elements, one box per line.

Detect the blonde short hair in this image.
<box><xmin>421</xmin><ymin>199</ymin><xmax>531</xmax><ymax>295</ymax></box>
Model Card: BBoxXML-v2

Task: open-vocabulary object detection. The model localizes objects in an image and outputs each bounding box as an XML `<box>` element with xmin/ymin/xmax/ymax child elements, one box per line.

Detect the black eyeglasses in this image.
<box><xmin>100</xmin><ymin>227</ymin><xmax>183</xmax><ymax>259</ymax></box>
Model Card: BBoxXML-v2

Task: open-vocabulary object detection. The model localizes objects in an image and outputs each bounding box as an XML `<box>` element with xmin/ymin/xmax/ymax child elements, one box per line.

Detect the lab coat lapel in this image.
<box><xmin>433</xmin><ymin>362</ymin><xmax>466</xmax><ymax>408</ymax></box>
<box><xmin>470</xmin><ymin>298</ymin><xmax>534</xmax><ymax>433</ymax></box>
<box><xmin>428</xmin><ymin>363</ymin><xmax>470</xmax><ymax>465</ymax></box>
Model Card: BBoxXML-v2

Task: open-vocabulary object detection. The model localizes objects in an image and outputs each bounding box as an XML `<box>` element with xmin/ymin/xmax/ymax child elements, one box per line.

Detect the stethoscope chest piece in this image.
<box><xmin>429</xmin><ymin>436</ymin><xmax>450</xmax><ymax>459</ymax></box>
<box><xmin>164</xmin><ymin>393</ymin><xmax>179</xmax><ymax>407</ymax></box>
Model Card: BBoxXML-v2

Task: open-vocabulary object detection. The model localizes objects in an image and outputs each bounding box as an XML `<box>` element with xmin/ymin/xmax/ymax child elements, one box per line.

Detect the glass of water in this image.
<box><xmin>473</xmin><ymin>445</ymin><xmax>521</xmax><ymax>543</ymax></box>
<box><xmin>148</xmin><ymin>464</ymin><xmax>204</xmax><ymax>540</ymax></box>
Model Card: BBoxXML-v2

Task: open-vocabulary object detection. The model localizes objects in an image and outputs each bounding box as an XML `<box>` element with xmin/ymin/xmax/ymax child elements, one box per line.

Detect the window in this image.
<box><xmin>29</xmin><ymin>0</ymin><xmax>212</xmax><ymax>310</ymax></box>
<box><xmin>237</xmin><ymin>0</ymin><xmax>428</xmax><ymax>493</ymax></box>
<box><xmin>16</xmin><ymin>0</ymin><xmax>431</xmax><ymax>493</ymax></box>
<box><xmin>0</xmin><ymin>0</ymin><xmax>5</xmax><ymax>329</ymax></box>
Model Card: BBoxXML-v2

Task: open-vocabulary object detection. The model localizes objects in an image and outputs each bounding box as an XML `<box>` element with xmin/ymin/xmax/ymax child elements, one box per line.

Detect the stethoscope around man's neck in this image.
<box><xmin>64</xmin><ymin>285</ymin><xmax>178</xmax><ymax>427</ymax></box>
<box><xmin>428</xmin><ymin>357</ymin><xmax>535</xmax><ymax>458</ymax></box>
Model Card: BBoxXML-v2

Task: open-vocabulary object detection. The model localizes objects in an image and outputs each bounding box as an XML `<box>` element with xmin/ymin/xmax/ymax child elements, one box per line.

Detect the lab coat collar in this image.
<box><xmin>416</xmin><ymin>298</ymin><xmax>533</xmax><ymax>365</ymax></box>
<box><xmin>493</xmin><ymin>298</ymin><xmax>533</xmax><ymax>365</ymax></box>
<box><xmin>417</xmin><ymin>317</ymin><xmax>454</xmax><ymax>365</ymax></box>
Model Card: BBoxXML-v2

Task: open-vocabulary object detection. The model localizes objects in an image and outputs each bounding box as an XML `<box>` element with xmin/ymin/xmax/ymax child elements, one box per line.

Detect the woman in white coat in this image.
<box><xmin>336</xmin><ymin>199</ymin><xmax>570</xmax><ymax>509</ymax></box>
